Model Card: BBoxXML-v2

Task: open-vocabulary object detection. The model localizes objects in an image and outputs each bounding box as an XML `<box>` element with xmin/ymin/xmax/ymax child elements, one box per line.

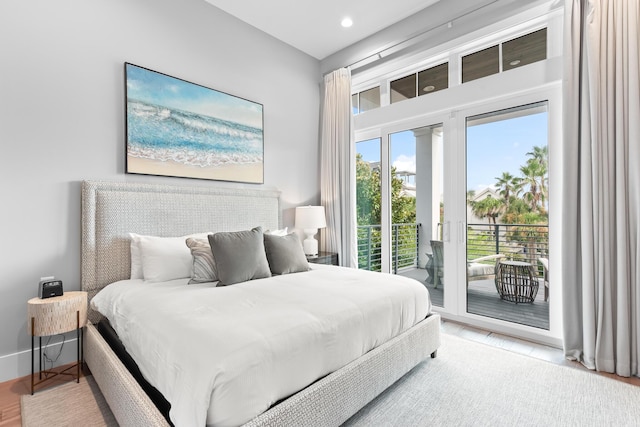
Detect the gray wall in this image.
<box><xmin>0</xmin><ymin>0</ymin><xmax>321</xmax><ymax>380</ymax></box>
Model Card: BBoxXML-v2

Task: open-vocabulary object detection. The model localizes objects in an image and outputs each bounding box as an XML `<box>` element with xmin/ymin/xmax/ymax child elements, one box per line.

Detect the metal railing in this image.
<box><xmin>466</xmin><ymin>223</ymin><xmax>548</xmax><ymax>258</ymax></box>
<box><xmin>357</xmin><ymin>222</ymin><xmax>549</xmax><ymax>275</ymax></box>
<box><xmin>466</xmin><ymin>223</ymin><xmax>548</xmax><ymax>273</ymax></box>
<box><xmin>357</xmin><ymin>223</ymin><xmax>419</xmax><ymax>273</ymax></box>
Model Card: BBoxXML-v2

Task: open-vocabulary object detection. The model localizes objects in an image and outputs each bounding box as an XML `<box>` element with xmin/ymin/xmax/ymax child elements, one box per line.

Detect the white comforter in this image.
<box><xmin>91</xmin><ymin>264</ymin><xmax>431</xmax><ymax>427</ymax></box>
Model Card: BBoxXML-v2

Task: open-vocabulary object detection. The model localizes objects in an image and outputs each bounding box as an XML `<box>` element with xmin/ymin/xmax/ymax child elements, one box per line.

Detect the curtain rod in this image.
<box><xmin>347</xmin><ymin>0</ymin><xmax>499</xmax><ymax>71</ymax></box>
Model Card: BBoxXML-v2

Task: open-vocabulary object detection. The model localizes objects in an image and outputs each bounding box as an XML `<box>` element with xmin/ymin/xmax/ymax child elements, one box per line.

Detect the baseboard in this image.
<box><xmin>0</xmin><ymin>336</ymin><xmax>81</xmax><ymax>383</ymax></box>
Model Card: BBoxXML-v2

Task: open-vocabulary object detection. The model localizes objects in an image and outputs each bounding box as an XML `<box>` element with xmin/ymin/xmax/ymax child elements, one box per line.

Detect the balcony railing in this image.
<box><xmin>357</xmin><ymin>222</ymin><xmax>549</xmax><ymax>276</ymax></box>
<box><xmin>467</xmin><ymin>222</ymin><xmax>548</xmax><ymax>274</ymax></box>
<box><xmin>357</xmin><ymin>223</ymin><xmax>419</xmax><ymax>273</ymax></box>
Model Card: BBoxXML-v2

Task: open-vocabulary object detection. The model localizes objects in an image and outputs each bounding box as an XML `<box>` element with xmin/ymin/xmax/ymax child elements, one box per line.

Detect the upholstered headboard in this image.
<box><xmin>81</xmin><ymin>180</ymin><xmax>280</xmax><ymax>319</ymax></box>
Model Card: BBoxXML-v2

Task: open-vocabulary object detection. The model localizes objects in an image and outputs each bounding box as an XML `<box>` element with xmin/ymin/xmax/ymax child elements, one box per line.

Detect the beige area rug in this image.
<box><xmin>20</xmin><ymin>334</ymin><xmax>640</xmax><ymax>427</ymax></box>
<box><xmin>345</xmin><ymin>333</ymin><xmax>640</xmax><ymax>426</ymax></box>
<box><xmin>21</xmin><ymin>375</ymin><xmax>117</xmax><ymax>427</ymax></box>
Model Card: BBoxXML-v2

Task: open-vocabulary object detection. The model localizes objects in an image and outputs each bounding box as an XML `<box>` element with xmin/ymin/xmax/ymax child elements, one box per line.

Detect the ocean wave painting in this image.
<box><xmin>125</xmin><ymin>63</ymin><xmax>264</xmax><ymax>183</ymax></box>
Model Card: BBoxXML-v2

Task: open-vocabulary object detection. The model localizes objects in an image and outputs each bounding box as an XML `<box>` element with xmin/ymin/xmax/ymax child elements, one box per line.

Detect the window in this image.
<box><xmin>351</xmin><ymin>8</ymin><xmax>561</xmax><ymax>344</ymax></box>
<box><xmin>356</xmin><ymin>138</ymin><xmax>382</xmax><ymax>271</ymax></box>
<box><xmin>465</xmin><ymin>101</ymin><xmax>549</xmax><ymax>329</ymax></box>
<box><xmin>462</xmin><ymin>45</ymin><xmax>499</xmax><ymax>83</ymax></box>
<box><xmin>352</xmin><ymin>87</ymin><xmax>381</xmax><ymax>115</ymax></box>
<box><xmin>502</xmin><ymin>28</ymin><xmax>547</xmax><ymax>71</ymax></box>
<box><xmin>462</xmin><ymin>28</ymin><xmax>547</xmax><ymax>83</ymax></box>
<box><xmin>390</xmin><ymin>75</ymin><xmax>416</xmax><ymax>104</ymax></box>
<box><xmin>391</xmin><ymin>63</ymin><xmax>449</xmax><ymax>104</ymax></box>
<box><xmin>418</xmin><ymin>63</ymin><xmax>449</xmax><ymax>96</ymax></box>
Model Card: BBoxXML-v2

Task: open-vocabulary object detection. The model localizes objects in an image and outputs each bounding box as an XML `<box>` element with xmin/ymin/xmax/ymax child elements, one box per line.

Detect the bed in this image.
<box><xmin>81</xmin><ymin>180</ymin><xmax>441</xmax><ymax>427</ymax></box>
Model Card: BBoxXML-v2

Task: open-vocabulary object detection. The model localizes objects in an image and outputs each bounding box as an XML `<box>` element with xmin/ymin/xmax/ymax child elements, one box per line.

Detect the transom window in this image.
<box><xmin>352</xmin><ymin>86</ymin><xmax>380</xmax><ymax>115</ymax></box>
<box><xmin>352</xmin><ymin>28</ymin><xmax>548</xmax><ymax>114</ymax></box>
<box><xmin>390</xmin><ymin>62</ymin><xmax>449</xmax><ymax>104</ymax></box>
<box><xmin>462</xmin><ymin>28</ymin><xmax>547</xmax><ymax>83</ymax></box>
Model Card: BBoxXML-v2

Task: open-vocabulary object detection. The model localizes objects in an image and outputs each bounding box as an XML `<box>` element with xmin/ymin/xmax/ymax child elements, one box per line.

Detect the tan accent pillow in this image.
<box><xmin>185</xmin><ymin>237</ymin><xmax>217</xmax><ymax>284</ymax></box>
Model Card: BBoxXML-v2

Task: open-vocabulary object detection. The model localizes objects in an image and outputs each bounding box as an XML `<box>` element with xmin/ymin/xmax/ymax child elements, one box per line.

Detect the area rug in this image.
<box><xmin>20</xmin><ymin>375</ymin><xmax>116</xmax><ymax>427</ymax></box>
<box><xmin>21</xmin><ymin>334</ymin><xmax>640</xmax><ymax>426</ymax></box>
<box><xmin>344</xmin><ymin>333</ymin><xmax>640</xmax><ymax>426</ymax></box>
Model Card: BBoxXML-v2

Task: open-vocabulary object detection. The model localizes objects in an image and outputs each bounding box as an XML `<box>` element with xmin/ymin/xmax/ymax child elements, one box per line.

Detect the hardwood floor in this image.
<box><xmin>0</xmin><ymin>363</ymin><xmax>86</xmax><ymax>427</ymax></box>
<box><xmin>1</xmin><ymin>322</ymin><xmax>638</xmax><ymax>426</ymax></box>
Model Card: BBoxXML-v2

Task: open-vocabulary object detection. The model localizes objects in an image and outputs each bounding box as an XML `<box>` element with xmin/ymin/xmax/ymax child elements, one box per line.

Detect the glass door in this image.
<box><xmin>356</xmin><ymin>138</ymin><xmax>382</xmax><ymax>271</ymax></box>
<box><xmin>355</xmin><ymin>124</ymin><xmax>445</xmax><ymax>308</ymax></box>
<box><xmin>389</xmin><ymin>124</ymin><xmax>444</xmax><ymax>307</ymax></box>
<box><xmin>465</xmin><ymin>102</ymin><xmax>549</xmax><ymax>329</ymax></box>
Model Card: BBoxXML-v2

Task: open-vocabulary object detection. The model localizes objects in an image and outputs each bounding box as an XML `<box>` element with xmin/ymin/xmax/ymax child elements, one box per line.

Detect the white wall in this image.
<box><xmin>0</xmin><ymin>0</ymin><xmax>321</xmax><ymax>381</ymax></box>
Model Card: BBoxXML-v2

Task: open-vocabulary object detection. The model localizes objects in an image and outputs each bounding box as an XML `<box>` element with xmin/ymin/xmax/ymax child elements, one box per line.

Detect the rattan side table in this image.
<box><xmin>27</xmin><ymin>291</ymin><xmax>88</xmax><ymax>394</ymax></box>
<box><xmin>495</xmin><ymin>260</ymin><xmax>539</xmax><ymax>303</ymax></box>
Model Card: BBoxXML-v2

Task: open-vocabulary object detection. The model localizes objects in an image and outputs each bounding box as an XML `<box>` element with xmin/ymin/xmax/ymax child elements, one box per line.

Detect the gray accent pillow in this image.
<box><xmin>264</xmin><ymin>233</ymin><xmax>310</xmax><ymax>275</ymax></box>
<box><xmin>185</xmin><ymin>237</ymin><xmax>217</xmax><ymax>284</ymax></box>
<box><xmin>208</xmin><ymin>227</ymin><xmax>272</xmax><ymax>286</ymax></box>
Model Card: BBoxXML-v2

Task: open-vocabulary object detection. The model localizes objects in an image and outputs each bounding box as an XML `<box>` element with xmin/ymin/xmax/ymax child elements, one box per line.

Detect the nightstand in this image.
<box><xmin>27</xmin><ymin>291</ymin><xmax>88</xmax><ymax>394</ymax></box>
<box><xmin>307</xmin><ymin>251</ymin><xmax>339</xmax><ymax>266</ymax></box>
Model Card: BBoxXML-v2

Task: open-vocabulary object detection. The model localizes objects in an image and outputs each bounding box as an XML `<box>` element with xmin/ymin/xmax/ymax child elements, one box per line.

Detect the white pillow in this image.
<box><xmin>265</xmin><ymin>227</ymin><xmax>288</xmax><ymax>237</ymax></box>
<box><xmin>129</xmin><ymin>233</ymin><xmax>144</xmax><ymax>279</ymax></box>
<box><xmin>129</xmin><ymin>233</ymin><xmax>209</xmax><ymax>282</ymax></box>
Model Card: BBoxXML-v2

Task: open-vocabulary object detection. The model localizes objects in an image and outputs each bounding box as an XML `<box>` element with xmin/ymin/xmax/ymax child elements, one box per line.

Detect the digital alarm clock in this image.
<box><xmin>38</xmin><ymin>277</ymin><xmax>64</xmax><ymax>299</ymax></box>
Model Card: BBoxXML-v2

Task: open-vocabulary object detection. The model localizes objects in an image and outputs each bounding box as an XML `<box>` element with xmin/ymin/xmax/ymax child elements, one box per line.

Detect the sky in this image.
<box><xmin>356</xmin><ymin>111</ymin><xmax>548</xmax><ymax>193</ymax></box>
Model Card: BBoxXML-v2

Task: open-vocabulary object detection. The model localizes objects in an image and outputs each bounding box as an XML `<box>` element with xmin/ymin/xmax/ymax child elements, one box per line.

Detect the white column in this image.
<box><xmin>414</xmin><ymin>125</ymin><xmax>442</xmax><ymax>268</ymax></box>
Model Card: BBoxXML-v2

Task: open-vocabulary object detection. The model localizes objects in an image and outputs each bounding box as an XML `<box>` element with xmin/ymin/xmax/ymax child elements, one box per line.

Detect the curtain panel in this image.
<box><xmin>562</xmin><ymin>0</ymin><xmax>640</xmax><ymax>376</ymax></box>
<box><xmin>319</xmin><ymin>68</ymin><xmax>358</xmax><ymax>268</ymax></box>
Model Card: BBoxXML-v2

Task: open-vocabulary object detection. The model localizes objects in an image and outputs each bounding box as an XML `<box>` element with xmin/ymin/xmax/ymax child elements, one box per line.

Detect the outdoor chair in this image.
<box><xmin>467</xmin><ymin>253</ymin><xmax>506</xmax><ymax>285</ymax></box>
<box><xmin>429</xmin><ymin>240</ymin><xmax>444</xmax><ymax>288</ymax></box>
<box><xmin>427</xmin><ymin>239</ymin><xmax>505</xmax><ymax>289</ymax></box>
<box><xmin>538</xmin><ymin>257</ymin><xmax>549</xmax><ymax>301</ymax></box>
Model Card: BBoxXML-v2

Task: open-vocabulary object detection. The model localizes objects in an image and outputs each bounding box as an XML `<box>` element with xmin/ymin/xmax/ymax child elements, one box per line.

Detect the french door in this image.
<box><xmin>464</xmin><ymin>101</ymin><xmax>549</xmax><ymax>330</ymax></box>
<box><xmin>354</xmin><ymin>92</ymin><xmax>560</xmax><ymax>345</ymax></box>
<box><xmin>356</xmin><ymin>119</ymin><xmax>446</xmax><ymax>306</ymax></box>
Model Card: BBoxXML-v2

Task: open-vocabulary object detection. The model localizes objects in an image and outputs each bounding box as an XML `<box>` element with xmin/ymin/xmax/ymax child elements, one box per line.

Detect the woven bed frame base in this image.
<box><xmin>84</xmin><ymin>322</ymin><xmax>170</xmax><ymax>427</ymax></box>
<box><xmin>84</xmin><ymin>314</ymin><xmax>440</xmax><ymax>427</ymax></box>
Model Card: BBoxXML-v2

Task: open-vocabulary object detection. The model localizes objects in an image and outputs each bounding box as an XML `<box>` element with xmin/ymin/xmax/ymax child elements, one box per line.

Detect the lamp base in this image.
<box><xmin>303</xmin><ymin>232</ymin><xmax>318</xmax><ymax>257</ymax></box>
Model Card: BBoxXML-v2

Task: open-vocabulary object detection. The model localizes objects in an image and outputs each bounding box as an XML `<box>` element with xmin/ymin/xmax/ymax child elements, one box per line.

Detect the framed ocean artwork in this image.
<box><xmin>125</xmin><ymin>63</ymin><xmax>264</xmax><ymax>183</ymax></box>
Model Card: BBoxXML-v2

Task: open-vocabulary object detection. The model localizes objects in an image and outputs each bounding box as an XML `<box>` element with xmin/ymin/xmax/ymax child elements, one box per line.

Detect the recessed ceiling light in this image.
<box><xmin>341</xmin><ymin>17</ymin><xmax>353</xmax><ymax>28</ymax></box>
<box><xmin>423</xmin><ymin>85</ymin><xmax>435</xmax><ymax>92</ymax></box>
<box><xmin>509</xmin><ymin>59</ymin><xmax>521</xmax><ymax>66</ymax></box>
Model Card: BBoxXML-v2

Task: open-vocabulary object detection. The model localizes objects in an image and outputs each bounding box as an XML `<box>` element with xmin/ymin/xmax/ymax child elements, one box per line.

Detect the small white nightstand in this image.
<box><xmin>27</xmin><ymin>291</ymin><xmax>88</xmax><ymax>394</ymax></box>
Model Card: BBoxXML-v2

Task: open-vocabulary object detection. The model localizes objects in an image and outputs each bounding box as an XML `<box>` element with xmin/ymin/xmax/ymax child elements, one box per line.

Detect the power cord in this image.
<box><xmin>41</xmin><ymin>334</ymin><xmax>65</xmax><ymax>377</ymax></box>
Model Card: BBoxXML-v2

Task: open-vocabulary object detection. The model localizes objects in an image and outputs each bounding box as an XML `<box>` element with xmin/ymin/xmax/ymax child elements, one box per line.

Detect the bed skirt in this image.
<box><xmin>84</xmin><ymin>313</ymin><xmax>440</xmax><ymax>427</ymax></box>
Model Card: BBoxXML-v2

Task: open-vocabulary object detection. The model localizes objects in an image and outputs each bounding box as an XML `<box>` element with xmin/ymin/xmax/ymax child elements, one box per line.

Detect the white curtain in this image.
<box><xmin>562</xmin><ymin>0</ymin><xmax>640</xmax><ymax>376</ymax></box>
<box><xmin>319</xmin><ymin>68</ymin><xmax>357</xmax><ymax>268</ymax></box>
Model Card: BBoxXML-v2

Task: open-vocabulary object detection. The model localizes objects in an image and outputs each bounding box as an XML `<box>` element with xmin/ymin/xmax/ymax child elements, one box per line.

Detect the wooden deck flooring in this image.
<box><xmin>398</xmin><ymin>267</ymin><xmax>549</xmax><ymax>330</ymax></box>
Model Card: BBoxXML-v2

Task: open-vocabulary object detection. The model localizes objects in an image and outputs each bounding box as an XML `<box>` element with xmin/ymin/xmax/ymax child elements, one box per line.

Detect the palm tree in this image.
<box><xmin>494</xmin><ymin>172</ymin><xmax>521</xmax><ymax>209</ymax></box>
<box><xmin>520</xmin><ymin>161</ymin><xmax>546</xmax><ymax>212</ymax></box>
<box><xmin>527</xmin><ymin>145</ymin><xmax>548</xmax><ymax>165</ymax></box>
<box><xmin>525</xmin><ymin>145</ymin><xmax>548</xmax><ymax>212</ymax></box>
<box><xmin>466</xmin><ymin>190</ymin><xmax>476</xmax><ymax>205</ymax></box>
<box><xmin>471</xmin><ymin>195</ymin><xmax>504</xmax><ymax>224</ymax></box>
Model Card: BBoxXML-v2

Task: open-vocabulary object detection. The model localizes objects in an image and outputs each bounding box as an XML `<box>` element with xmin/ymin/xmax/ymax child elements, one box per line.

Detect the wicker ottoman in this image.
<box><xmin>495</xmin><ymin>260</ymin><xmax>539</xmax><ymax>303</ymax></box>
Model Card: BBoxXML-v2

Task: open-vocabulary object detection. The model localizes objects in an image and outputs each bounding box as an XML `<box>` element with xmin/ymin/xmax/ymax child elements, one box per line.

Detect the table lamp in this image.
<box><xmin>295</xmin><ymin>206</ymin><xmax>327</xmax><ymax>257</ymax></box>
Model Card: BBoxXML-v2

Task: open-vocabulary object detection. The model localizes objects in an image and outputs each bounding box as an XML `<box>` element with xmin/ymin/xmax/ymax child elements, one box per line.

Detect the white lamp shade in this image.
<box><xmin>295</xmin><ymin>206</ymin><xmax>327</xmax><ymax>230</ymax></box>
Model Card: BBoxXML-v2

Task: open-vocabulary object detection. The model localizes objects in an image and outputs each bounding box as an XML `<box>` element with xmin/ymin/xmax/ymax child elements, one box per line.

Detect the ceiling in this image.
<box><xmin>204</xmin><ymin>0</ymin><xmax>441</xmax><ymax>60</ymax></box>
